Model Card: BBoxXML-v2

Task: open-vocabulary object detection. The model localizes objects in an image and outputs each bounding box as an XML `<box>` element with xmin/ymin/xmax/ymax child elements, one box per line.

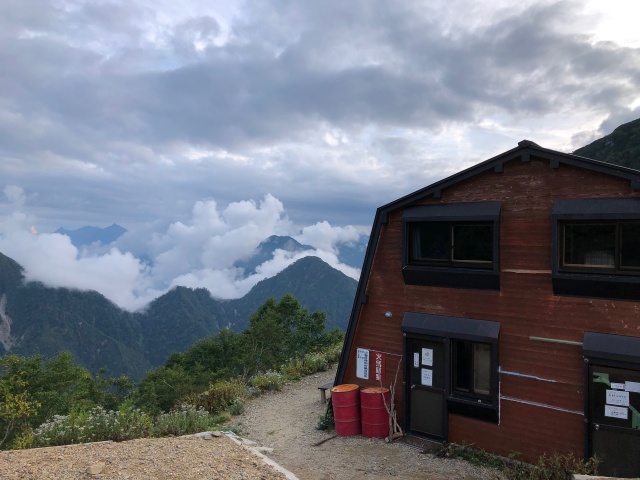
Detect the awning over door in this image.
<box><xmin>583</xmin><ymin>332</ymin><xmax>640</xmax><ymax>364</ymax></box>
<box><xmin>401</xmin><ymin>312</ymin><xmax>500</xmax><ymax>342</ymax></box>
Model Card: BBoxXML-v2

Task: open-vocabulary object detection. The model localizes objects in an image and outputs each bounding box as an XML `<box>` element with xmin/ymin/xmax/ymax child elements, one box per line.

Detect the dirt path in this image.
<box><xmin>229</xmin><ymin>367</ymin><xmax>504</xmax><ymax>480</ymax></box>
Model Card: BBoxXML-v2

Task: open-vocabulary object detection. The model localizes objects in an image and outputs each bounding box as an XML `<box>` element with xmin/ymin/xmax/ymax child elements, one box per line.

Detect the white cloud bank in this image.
<box><xmin>0</xmin><ymin>186</ymin><xmax>364</xmax><ymax>311</ymax></box>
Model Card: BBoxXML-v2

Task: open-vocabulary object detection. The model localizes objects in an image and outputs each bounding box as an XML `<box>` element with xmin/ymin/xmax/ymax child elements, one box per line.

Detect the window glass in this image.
<box><xmin>453</xmin><ymin>225</ymin><xmax>493</xmax><ymax>263</ymax></box>
<box><xmin>621</xmin><ymin>224</ymin><xmax>640</xmax><ymax>268</ymax></box>
<box><xmin>452</xmin><ymin>340</ymin><xmax>472</xmax><ymax>392</ymax></box>
<box><xmin>473</xmin><ymin>343</ymin><xmax>491</xmax><ymax>395</ymax></box>
<box><xmin>563</xmin><ymin>224</ymin><xmax>615</xmax><ymax>268</ymax></box>
<box><xmin>411</xmin><ymin>223</ymin><xmax>449</xmax><ymax>261</ymax></box>
<box><xmin>452</xmin><ymin>340</ymin><xmax>492</xmax><ymax>398</ymax></box>
<box><xmin>409</xmin><ymin>221</ymin><xmax>494</xmax><ymax>268</ymax></box>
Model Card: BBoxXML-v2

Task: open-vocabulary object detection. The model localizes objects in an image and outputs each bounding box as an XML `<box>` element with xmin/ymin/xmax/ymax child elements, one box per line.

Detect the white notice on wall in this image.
<box><xmin>421</xmin><ymin>348</ymin><xmax>434</xmax><ymax>366</ymax></box>
<box><xmin>605</xmin><ymin>405</ymin><xmax>628</xmax><ymax>420</ymax></box>
<box><xmin>606</xmin><ymin>389</ymin><xmax>630</xmax><ymax>407</ymax></box>
<box><xmin>421</xmin><ymin>368</ymin><xmax>433</xmax><ymax>387</ymax></box>
<box><xmin>610</xmin><ymin>382</ymin><xmax>625</xmax><ymax>390</ymax></box>
<box><xmin>356</xmin><ymin>348</ymin><xmax>369</xmax><ymax>380</ymax></box>
<box><xmin>413</xmin><ymin>352</ymin><xmax>420</xmax><ymax>368</ymax></box>
<box><xmin>625</xmin><ymin>381</ymin><xmax>640</xmax><ymax>393</ymax></box>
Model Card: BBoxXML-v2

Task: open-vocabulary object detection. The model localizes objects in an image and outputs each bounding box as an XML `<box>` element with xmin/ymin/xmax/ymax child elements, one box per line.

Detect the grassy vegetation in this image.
<box><xmin>1</xmin><ymin>294</ymin><xmax>344</xmax><ymax>450</ymax></box>
<box><xmin>435</xmin><ymin>442</ymin><xmax>600</xmax><ymax>480</ymax></box>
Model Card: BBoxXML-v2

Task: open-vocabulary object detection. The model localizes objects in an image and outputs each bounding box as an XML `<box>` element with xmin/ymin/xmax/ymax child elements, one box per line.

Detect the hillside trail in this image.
<box><xmin>228</xmin><ymin>366</ymin><xmax>504</xmax><ymax>480</ymax></box>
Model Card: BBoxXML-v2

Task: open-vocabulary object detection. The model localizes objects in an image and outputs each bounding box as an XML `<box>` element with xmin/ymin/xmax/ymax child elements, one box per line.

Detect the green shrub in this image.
<box><xmin>504</xmin><ymin>452</ymin><xmax>599</xmax><ymax>480</ymax></box>
<box><xmin>249</xmin><ymin>370</ymin><xmax>285</xmax><ymax>392</ymax></box>
<box><xmin>197</xmin><ymin>379</ymin><xmax>247</xmax><ymax>414</ymax></box>
<box><xmin>435</xmin><ymin>443</ymin><xmax>600</xmax><ymax>480</ymax></box>
<box><xmin>316</xmin><ymin>408</ymin><xmax>334</xmax><ymax>431</ymax></box>
<box><xmin>281</xmin><ymin>359</ymin><xmax>310</xmax><ymax>378</ymax></box>
<box><xmin>31</xmin><ymin>404</ymin><xmax>152</xmax><ymax>447</ymax></box>
<box><xmin>152</xmin><ymin>404</ymin><xmax>217</xmax><ymax>437</ymax></box>
<box><xmin>322</xmin><ymin>342</ymin><xmax>344</xmax><ymax>364</ymax></box>
<box><xmin>303</xmin><ymin>352</ymin><xmax>330</xmax><ymax>372</ymax></box>
<box><xmin>228</xmin><ymin>399</ymin><xmax>245</xmax><ymax>416</ymax></box>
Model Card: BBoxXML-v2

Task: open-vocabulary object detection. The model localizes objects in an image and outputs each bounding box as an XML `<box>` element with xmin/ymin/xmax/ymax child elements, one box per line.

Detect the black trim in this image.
<box><xmin>552</xmin><ymin>198</ymin><xmax>640</xmax><ymax>219</ymax></box>
<box><xmin>402</xmin><ymin>266</ymin><xmax>499</xmax><ymax>290</ymax></box>
<box><xmin>401</xmin><ymin>312</ymin><xmax>500</xmax><ymax>342</ymax></box>
<box><xmin>583</xmin><ymin>332</ymin><xmax>640</xmax><ymax>364</ymax></box>
<box><xmin>402</xmin><ymin>202</ymin><xmax>501</xmax><ymax>221</ymax></box>
<box><xmin>552</xmin><ymin>198</ymin><xmax>640</xmax><ymax>301</ymax></box>
<box><xmin>552</xmin><ymin>274</ymin><xmax>640</xmax><ymax>300</ymax></box>
<box><xmin>447</xmin><ymin>397</ymin><xmax>499</xmax><ymax>423</ymax></box>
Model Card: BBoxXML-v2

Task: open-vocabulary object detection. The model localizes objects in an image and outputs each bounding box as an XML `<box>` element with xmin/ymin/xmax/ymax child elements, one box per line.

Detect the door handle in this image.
<box><xmin>594</xmin><ymin>424</ymin><xmax>600</xmax><ymax>431</ymax></box>
<box><xmin>411</xmin><ymin>384</ymin><xmax>416</xmax><ymax>389</ymax></box>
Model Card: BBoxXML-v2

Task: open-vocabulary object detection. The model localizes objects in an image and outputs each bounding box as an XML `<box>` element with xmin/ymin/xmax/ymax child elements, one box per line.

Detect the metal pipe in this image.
<box><xmin>529</xmin><ymin>336</ymin><xmax>583</xmax><ymax>346</ymax></box>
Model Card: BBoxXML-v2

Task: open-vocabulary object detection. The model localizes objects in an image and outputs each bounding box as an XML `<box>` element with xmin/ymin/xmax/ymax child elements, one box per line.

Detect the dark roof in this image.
<box><xmin>335</xmin><ymin>141</ymin><xmax>640</xmax><ymax>385</ymax></box>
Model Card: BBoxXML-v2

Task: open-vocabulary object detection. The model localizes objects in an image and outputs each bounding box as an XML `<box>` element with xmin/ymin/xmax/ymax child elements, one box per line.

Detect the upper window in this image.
<box><xmin>552</xmin><ymin>199</ymin><xmax>640</xmax><ymax>301</ymax></box>
<box><xmin>561</xmin><ymin>222</ymin><xmax>640</xmax><ymax>273</ymax></box>
<box><xmin>408</xmin><ymin>222</ymin><xmax>494</xmax><ymax>269</ymax></box>
<box><xmin>402</xmin><ymin>202</ymin><xmax>501</xmax><ymax>290</ymax></box>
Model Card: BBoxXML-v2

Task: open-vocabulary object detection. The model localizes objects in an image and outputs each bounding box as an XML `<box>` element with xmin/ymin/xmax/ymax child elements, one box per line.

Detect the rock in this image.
<box><xmin>253</xmin><ymin>446</ymin><xmax>274</xmax><ymax>454</ymax></box>
<box><xmin>87</xmin><ymin>462</ymin><xmax>105</xmax><ymax>475</ymax></box>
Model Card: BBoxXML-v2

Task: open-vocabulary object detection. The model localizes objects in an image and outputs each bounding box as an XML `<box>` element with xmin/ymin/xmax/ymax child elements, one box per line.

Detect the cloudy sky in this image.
<box><xmin>1</xmin><ymin>0</ymin><xmax>639</xmax><ymax>310</ymax></box>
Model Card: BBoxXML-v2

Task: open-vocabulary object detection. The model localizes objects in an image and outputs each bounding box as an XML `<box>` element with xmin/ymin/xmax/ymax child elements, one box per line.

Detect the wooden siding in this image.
<box><xmin>342</xmin><ymin>157</ymin><xmax>640</xmax><ymax>461</ymax></box>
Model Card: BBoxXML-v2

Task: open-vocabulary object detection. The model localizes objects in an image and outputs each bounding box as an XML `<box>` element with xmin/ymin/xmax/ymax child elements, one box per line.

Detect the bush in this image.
<box><xmin>31</xmin><ymin>404</ymin><xmax>152</xmax><ymax>447</ymax></box>
<box><xmin>228</xmin><ymin>399</ymin><xmax>245</xmax><ymax>416</ymax></box>
<box><xmin>504</xmin><ymin>452</ymin><xmax>600</xmax><ymax>480</ymax></box>
<box><xmin>249</xmin><ymin>371</ymin><xmax>286</xmax><ymax>392</ymax></box>
<box><xmin>316</xmin><ymin>408</ymin><xmax>334</xmax><ymax>431</ymax></box>
<box><xmin>152</xmin><ymin>404</ymin><xmax>217</xmax><ymax>437</ymax></box>
<box><xmin>435</xmin><ymin>443</ymin><xmax>600</xmax><ymax>480</ymax></box>
<box><xmin>322</xmin><ymin>342</ymin><xmax>344</xmax><ymax>364</ymax></box>
<box><xmin>197</xmin><ymin>379</ymin><xmax>247</xmax><ymax>414</ymax></box>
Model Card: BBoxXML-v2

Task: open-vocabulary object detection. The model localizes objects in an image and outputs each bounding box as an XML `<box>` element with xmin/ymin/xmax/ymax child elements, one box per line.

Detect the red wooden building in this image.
<box><xmin>335</xmin><ymin>140</ymin><xmax>640</xmax><ymax>477</ymax></box>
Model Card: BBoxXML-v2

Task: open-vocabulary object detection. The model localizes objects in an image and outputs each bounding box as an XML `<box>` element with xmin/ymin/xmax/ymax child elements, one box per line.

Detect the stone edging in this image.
<box><xmin>188</xmin><ymin>431</ymin><xmax>299</xmax><ymax>480</ymax></box>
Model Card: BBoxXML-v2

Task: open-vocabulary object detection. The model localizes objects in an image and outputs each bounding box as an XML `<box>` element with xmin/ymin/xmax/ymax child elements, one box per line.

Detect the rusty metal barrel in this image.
<box><xmin>360</xmin><ymin>387</ymin><xmax>390</xmax><ymax>438</ymax></box>
<box><xmin>331</xmin><ymin>384</ymin><xmax>361</xmax><ymax>436</ymax></box>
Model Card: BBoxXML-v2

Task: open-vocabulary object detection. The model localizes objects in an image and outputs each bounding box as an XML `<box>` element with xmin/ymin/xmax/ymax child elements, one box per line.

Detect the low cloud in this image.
<box><xmin>0</xmin><ymin>191</ymin><xmax>363</xmax><ymax>311</ymax></box>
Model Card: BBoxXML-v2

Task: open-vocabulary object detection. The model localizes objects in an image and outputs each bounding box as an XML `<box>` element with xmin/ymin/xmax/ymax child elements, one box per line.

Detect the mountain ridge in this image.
<box><xmin>573</xmin><ymin>117</ymin><xmax>640</xmax><ymax>170</ymax></box>
<box><xmin>0</xmin><ymin>252</ymin><xmax>357</xmax><ymax>379</ymax></box>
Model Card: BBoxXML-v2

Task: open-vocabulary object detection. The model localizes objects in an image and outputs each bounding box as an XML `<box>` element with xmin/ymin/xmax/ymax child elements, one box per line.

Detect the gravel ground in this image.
<box><xmin>0</xmin><ymin>434</ymin><xmax>287</xmax><ymax>479</ymax></box>
<box><xmin>229</xmin><ymin>367</ymin><xmax>505</xmax><ymax>480</ymax></box>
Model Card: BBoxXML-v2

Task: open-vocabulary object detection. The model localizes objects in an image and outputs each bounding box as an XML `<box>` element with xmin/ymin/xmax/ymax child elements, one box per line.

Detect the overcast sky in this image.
<box><xmin>1</xmin><ymin>0</ymin><xmax>639</xmax><ymax>310</ymax></box>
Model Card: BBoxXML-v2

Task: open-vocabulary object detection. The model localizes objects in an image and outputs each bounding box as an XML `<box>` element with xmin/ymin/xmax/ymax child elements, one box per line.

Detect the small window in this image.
<box><xmin>452</xmin><ymin>340</ymin><xmax>492</xmax><ymax>399</ymax></box>
<box><xmin>408</xmin><ymin>222</ymin><xmax>494</xmax><ymax>269</ymax></box>
<box><xmin>561</xmin><ymin>221</ymin><xmax>640</xmax><ymax>273</ymax></box>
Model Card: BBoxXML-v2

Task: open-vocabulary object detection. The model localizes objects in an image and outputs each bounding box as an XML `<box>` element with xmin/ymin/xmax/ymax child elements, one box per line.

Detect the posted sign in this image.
<box><xmin>372</xmin><ymin>350</ymin><xmax>386</xmax><ymax>383</ymax></box>
<box><xmin>355</xmin><ymin>348</ymin><xmax>386</xmax><ymax>383</ymax></box>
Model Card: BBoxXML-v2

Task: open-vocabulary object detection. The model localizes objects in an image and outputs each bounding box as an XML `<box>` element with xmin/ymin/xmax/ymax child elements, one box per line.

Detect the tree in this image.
<box><xmin>0</xmin><ymin>356</ymin><xmax>40</xmax><ymax>449</ymax></box>
<box><xmin>240</xmin><ymin>294</ymin><xmax>335</xmax><ymax>376</ymax></box>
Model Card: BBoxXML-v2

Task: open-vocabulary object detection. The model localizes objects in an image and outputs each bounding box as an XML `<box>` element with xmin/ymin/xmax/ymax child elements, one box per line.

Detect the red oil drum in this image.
<box><xmin>360</xmin><ymin>387</ymin><xmax>390</xmax><ymax>439</ymax></box>
<box><xmin>331</xmin><ymin>384</ymin><xmax>361</xmax><ymax>436</ymax></box>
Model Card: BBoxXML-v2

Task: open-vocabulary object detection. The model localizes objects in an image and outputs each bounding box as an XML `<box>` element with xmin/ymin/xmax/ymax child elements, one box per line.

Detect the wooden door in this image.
<box><xmin>406</xmin><ymin>337</ymin><xmax>447</xmax><ymax>441</ymax></box>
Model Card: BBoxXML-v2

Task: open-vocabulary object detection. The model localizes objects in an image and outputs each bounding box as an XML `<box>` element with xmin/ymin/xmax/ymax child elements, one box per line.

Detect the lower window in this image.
<box><xmin>452</xmin><ymin>340</ymin><xmax>492</xmax><ymax>398</ymax></box>
<box><xmin>448</xmin><ymin>339</ymin><xmax>498</xmax><ymax>423</ymax></box>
